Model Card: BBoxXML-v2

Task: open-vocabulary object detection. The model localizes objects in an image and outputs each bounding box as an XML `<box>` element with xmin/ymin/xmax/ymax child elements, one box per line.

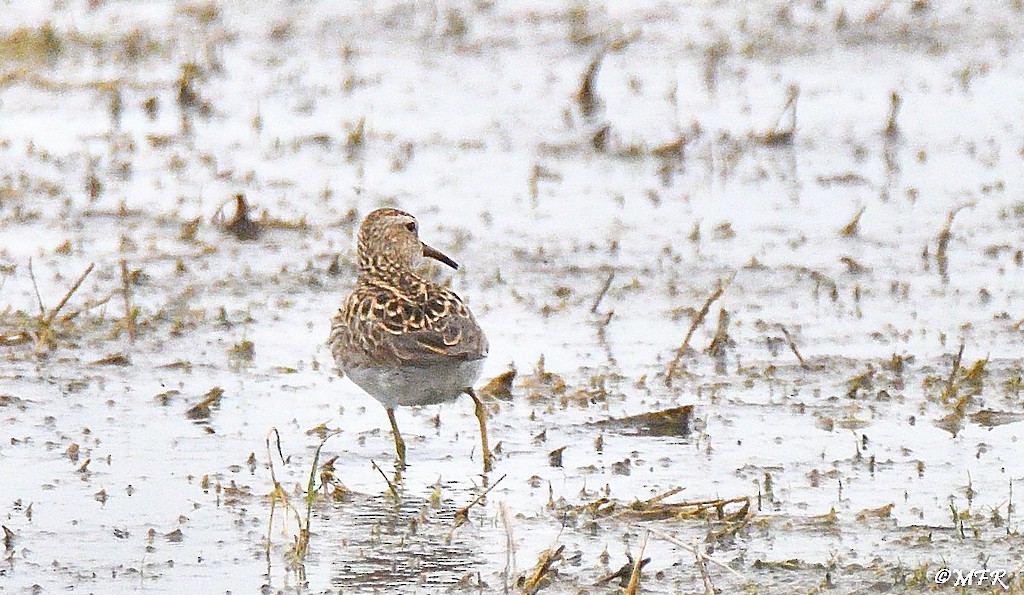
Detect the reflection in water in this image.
<box><xmin>323</xmin><ymin>492</ymin><xmax>478</xmax><ymax>591</ymax></box>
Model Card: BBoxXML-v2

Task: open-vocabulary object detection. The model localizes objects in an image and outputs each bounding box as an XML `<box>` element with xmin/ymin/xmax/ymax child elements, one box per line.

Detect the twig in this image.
<box><xmin>693</xmin><ymin>537</ymin><xmax>716</xmax><ymax>595</ymax></box>
<box><xmin>648</xmin><ymin>528</ymin><xmax>748</xmax><ymax>581</ymax></box>
<box><xmin>27</xmin><ymin>258</ymin><xmax>45</xmax><ymax>317</ymax></box>
<box><xmin>936</xmin><ymin>202</ymin><xmax>974</xmax><ymax>283</ymax></box>
<box><xmin>372</xmin><ymin>460</ymin><xmax>399</xmax><ymax>500</ymax></box>
<box><xmin>665</xmin><ymin>272</ymin><xmax>735</xmax><ymax>386</ymax></box>
<box><xmin>59</xmin><ymin>290</ymin><xmax>117</xmax><ymax>322</ymax></box>
<box><xmin>450</xmin><ymin>474</ymin><xmax>507</xmax><ymax>539</ymax></box>
<box><xmin>264</xmin><ymin>427</ymin><xmax>287</xmax><ymax>494</ymax></box>
<box><xmin>264</xmin><ymin>427</ymin><xmax>290</xmax><ymax>561</ymax></box>
<box><xmin>590</xmin><ymin>271</ymin><xmax>614</xmax><ymax>313</ymax></box>
<box><xmin>754</xmin><ymin>84</ymin><xmax>799</xmax><ymax>146</ymax></box>
<box><xmin>456</xmin><ymin>473</ymin><xmax>506</xmax><ymax>521</ymax></box>
<box><xmin>624</xmin><ymin>530</ymin><xmax>649</xmax><ymax>595</ymax></box>
<box><xmin>769</xmin><ymin>84</ymin><xmax>799</xmax><ymax>138</ymax></box>
<box><xmin>44</xmin><ymin>262</ymin><xmax>95</xmax><ymax>325</ymax></box>
<box><xmin>120</xmin><ymin>259</ymin><xmax>135</xmax><ymax>342</ymax></box>
<box><xmin>778</xmin><ymin>324</ymin><xmax>814</xmax><ymax>370</ymax></box>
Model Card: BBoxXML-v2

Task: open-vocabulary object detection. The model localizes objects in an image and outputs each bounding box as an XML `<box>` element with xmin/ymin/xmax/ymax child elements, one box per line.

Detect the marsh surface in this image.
<box><xmin>2</xmin><ymin>1</ymin><xmax>1024</xmax><ymax>593</ymax></box>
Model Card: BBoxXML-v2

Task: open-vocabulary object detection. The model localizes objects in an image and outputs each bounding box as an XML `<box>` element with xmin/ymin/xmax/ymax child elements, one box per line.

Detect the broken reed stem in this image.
<box><xmin>522</xmin><ymin>544</ymin><xmax>565</xmax><ymax>595</ymax></box>
<box><xmin>665</xmin><ymin>272</ymin><xmax>735</xmax><ymax>386</ymax></box>
<box><xmin>44</xmin><ymin>262</ymin><xmax>95</xmax><ymax>326</ymax></box>
<box><xmin>590</xmin><ymin>271</ymin><xmax>614</xmax><ymax>313</ymax></box>
<box><xmin>770</xmin><ymin>84</ymin><xmax>799</xmax><ymax>136</ymax></box>
<box><xmin>778</xmin><ymin>324</ymin><xmax>813</xmax><ymax>370</ymax></box>
<box><xmin>120</xmin><ymin>259</ymin><xmax>135</xmax><ymax>342</ymax></box>
<box><xmin>840</xmin><ymin>206</ymin><xmax>866</xmax><ymax>237</ymax></box>
<box><xmin>576</xmin><ymin>32</ymin><xmax>640</xmax><ymax>121</ymax></box>
<box><xmin>935</xmin><ymin>202</ymin><xmax>974</xmax><ymax>282</ymax></box>
<box><xmin>694</xmin><ymin>537</ymin><xmax>716</xmax><ymax>595</ymax></box>
<box><xmin>643</xmin><ymin>486</ymin><xmax>683</xmax><ymax>507</ymax></box>
<box><xmin>59</xmin><ymin>290</ymin><xmax>116</xmax><ymax>323</ymax></box>
<box><xmin>648</xmin><ymin>528</ymin><xmax>748</xmax><ymax>582</ymax></box>
<box><xmin>624</xmin><ymin>530</ymin><xmax>650</xmax><ymax>595</ymax></box>
<box><xmin>500</xmin><ymin>501</ymin><xmax>516</xmax><ymax>592</ymax></box>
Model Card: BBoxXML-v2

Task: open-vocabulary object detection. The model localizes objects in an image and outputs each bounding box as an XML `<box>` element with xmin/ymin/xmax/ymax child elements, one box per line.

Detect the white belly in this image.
<box><xmin>345</xmin><ymin>359</ymin><xmax>485</xmax><ymax>409</ymax></box>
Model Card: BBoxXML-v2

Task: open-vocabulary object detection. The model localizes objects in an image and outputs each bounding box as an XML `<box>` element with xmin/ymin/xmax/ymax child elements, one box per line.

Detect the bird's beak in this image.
<box><xmin>422</xmin><ymin>242</ymin><xmax>459</xmax><ymax>270</ymax></box>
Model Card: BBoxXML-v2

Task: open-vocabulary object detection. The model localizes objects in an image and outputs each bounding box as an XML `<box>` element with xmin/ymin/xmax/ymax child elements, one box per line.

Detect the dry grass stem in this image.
<box><xmin>45</xmin><ymin>261</ymin><xmax>95</xmax><ymax>326</ymax></box>
<box><xmin>623</xmin><ymin>530</ymin><xmax>650</xmax><ymax>595</ymax></box>
<box><xmin>120</xmin><ymin>259</ymin><xmax>135</xmax><ymax>342</ymax></box>
<box><xmin>935</xmin><ymin>202</ymin><xmax>974</xmax><ymax>282</ymax></box>
<box><xmin>841</xmin><ymin>206</ymin><xmax>866</xmax><ymax>237</ymax></box>
<box><xmin>665</xmin><ymin>272</ymin><xmax>735</xmax><ymax>386</ymax></box>
<box><xmin>648</xmin><ymin>528</ymin><xmax>749</xmax><ymax>582</ymax></box>
<box><xmin>590</xmin><ymin>270</ymin><xmax>614</xmax><ymax>313</ymax></box>
<box><xmin>453</xmin><ymin>473</ymin><xmax>507</xmax><ymax>532</ymax></box>
<box><xmin>778</xmin><ymin>324</ymin><xmax>817</xmax><ymax>370</ymax></box>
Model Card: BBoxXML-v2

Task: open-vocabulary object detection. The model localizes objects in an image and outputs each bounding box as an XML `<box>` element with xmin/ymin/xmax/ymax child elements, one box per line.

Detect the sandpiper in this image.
<box><xmin>328</xmin><ymin>208</ymin><xmax>492</xmax><ymax>472</ymax></box>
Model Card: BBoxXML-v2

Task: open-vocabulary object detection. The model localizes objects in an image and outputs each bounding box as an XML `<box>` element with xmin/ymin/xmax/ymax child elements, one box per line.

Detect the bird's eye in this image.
<box><xmin>405</xmin><ymin>222</ymin><xmax>417</xmax><ymax>233</ymax></box>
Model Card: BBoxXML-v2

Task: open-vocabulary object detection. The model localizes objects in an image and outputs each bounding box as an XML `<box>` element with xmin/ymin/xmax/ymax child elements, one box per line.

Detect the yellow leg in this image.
<box><xmin>386</xmin><ymin>408</ymin><xmax>406</xmax><ymax>469</ymax></box>
<box><xmin>467</xmin><ymin>388</ymin><xmax>493</xmax><ymax>473</ymax></box>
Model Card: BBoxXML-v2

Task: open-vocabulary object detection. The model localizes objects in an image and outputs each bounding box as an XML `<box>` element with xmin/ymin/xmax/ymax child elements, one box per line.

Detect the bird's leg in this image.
<box><xmin>467</xmin><ymin>388</ymin><xmax>493</xmax><ymax>473</ymax></box>
<box><xmin>386</xmin><ymin>408</ymin><xmax>407</xmax><ymax>469</ymax></box>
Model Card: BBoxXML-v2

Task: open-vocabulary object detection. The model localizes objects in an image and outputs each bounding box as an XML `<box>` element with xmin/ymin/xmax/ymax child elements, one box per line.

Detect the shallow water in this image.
<box><xmin>2</xmin><ymin>1</ymin><xmax>1024</xmax><ymax>593</ymax></box>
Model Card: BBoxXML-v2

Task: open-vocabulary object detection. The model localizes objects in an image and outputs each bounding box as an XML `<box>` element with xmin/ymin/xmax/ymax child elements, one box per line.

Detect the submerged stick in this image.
<box><xmin>665</xmin><ymin>272</ymin><xmax>735</xmax><ymax>386</ymax></box>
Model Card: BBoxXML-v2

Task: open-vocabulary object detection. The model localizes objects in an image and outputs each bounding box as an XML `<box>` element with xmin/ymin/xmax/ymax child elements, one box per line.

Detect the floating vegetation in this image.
<box><xmin>590</xmin><ymin>406</ymin><xmax>694</xmax><ymax>437</ymax></box>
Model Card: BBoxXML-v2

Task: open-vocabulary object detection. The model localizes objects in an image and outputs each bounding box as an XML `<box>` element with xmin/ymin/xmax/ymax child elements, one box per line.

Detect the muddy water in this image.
<box><xmin>2</xmin><ymin>1</ymin><xmax>1024</xmax><ymax>593</ymax></box>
